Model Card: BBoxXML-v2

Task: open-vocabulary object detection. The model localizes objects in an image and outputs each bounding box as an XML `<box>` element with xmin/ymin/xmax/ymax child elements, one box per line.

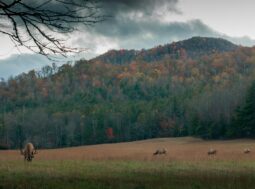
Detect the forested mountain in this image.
<box><xmin>94</xmin><ymin>37</ymin><xmax>238</xmax><ymax>64</ymax></box>
<box><xmin>1</xmin><ymin>37</ymin><xmax>255</xmax><ymax>149</ymax></box>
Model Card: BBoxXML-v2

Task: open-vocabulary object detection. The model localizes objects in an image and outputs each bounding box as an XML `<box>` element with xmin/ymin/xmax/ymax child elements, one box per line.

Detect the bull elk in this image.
<box><xmin>20</xmin><ymin>143</ymin><xmax>37</xmax><ymax>162</ymax></box>
<box><xmin>153</xmin><ymin>148</ymin><xmax>167</xmax><ymax>155</ymax></box>
<box><xmin>207</xmin><ymin>148</ymin><xmax>217</xmax><ymax>155</ymax></box>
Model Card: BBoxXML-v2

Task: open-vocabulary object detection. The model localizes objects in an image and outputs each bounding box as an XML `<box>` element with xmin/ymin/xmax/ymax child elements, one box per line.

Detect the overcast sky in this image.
<box><xmin>1</xmin><ymin>0</ymin><xmax>255</xmax><ymax>79</ymax></box>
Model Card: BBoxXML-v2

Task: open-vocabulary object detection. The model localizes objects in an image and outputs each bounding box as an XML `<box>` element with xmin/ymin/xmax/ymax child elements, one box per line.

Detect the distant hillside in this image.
<box><xmin>1</xmin><ymin>37</ymin><xmax>255</xmax><ymax>149</ymax></box>
<box><xmin>94</xmin><ymin>37</ymin><xmax>239</xmax><ymax>64</ymax></box>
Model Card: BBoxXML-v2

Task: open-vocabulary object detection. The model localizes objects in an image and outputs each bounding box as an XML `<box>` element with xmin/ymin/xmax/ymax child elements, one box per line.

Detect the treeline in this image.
<box><xmin>1</xmin><ymin>45</ymin><xmax>255</xmax><ymax>149</ymax></box>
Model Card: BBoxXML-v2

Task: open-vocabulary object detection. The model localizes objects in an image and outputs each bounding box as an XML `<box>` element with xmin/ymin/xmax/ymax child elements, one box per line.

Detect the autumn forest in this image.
<box><xmin>1</xmin><ymin>37</ymin><xmax>255</xmax><ymax>149</ymax></box>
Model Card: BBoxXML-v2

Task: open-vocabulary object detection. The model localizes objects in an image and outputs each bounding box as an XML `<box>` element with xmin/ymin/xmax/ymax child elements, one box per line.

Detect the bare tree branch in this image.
<box><xmin>0</xmin><ymin>0</ymin><xmax>105</xmax><ymax>59</ymax></box>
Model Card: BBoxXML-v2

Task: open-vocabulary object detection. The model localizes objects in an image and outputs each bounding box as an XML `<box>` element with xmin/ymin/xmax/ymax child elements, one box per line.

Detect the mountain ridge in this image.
<box><xmin>93</xmin><ymin>36</ymin><xmax>239</xmax><ymax>65</ymax></box>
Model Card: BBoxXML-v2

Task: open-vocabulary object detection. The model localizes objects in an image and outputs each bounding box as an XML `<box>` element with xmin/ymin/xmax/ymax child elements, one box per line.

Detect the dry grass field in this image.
<box><xmin>1</xmin><ymin>137</ymin><xmax>255</xmax><ymax>189</ymax></box>
<box><xmin>1</xmin><ymin>137</ymin><xmax>255</xmax><ymax>161</ymax></box>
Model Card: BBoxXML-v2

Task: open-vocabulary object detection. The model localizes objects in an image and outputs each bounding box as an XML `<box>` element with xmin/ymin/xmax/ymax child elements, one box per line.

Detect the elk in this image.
<box><xmin>20</xmin><ymin>143</ymin><xmax>37</xmax><ymax>162</ymax></box>
<box><xmin>153</xmin><ymin>148</ymin><xmax>167</xmax><ymax>155</ymax></box>
<box><xmin>244</xmin><ymin>148</ymin><xmax>251</xmax><ymax>154</ymax></box>
<box><xmin>207</xmin><ymin>148</ymin><xmax>217</xmax><ymax>155</ymax></box>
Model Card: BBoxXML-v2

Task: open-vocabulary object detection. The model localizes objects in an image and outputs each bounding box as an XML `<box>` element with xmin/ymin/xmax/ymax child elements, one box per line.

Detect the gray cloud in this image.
<box><xmin>75</xmin><ymin>0</ymin><xmax>255</xmax><ymax>49</ymax></box>
<box><xmin>77</xmin><ymin>0</ymin><xmax>254</xmax><ymax>52</ymax></box>
<box><xmin>99</xmin><ymin>0</ymin><xmax>180</xmax><ymax>15</ymax></box>
<box><xmin>78</xmin><ymin>18</ymin><xmax>255</xmax><ymax>53</ymax></box>
<box><xmin>90</xmin><ymin>0</ymin><xmax>181</xmax><ymax>37</ymax></box>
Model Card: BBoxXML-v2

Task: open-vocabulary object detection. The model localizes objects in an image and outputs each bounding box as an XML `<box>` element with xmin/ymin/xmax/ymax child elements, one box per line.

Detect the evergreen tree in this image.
<box><xmin>232</xmin><ymin>81</ymin><xmax>255</xmax><ymax>137</ymax></box>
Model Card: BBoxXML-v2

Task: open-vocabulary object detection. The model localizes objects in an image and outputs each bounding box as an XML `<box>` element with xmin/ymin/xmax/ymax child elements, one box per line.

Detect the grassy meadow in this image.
<box><xmin>1</xmin><ymin>137</ymin><xmax>255</xmax><ymax>189</ymax></box>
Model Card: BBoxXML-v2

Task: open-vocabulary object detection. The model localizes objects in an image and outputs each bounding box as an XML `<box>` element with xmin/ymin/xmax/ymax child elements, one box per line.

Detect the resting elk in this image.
<box><xmin>20</xmin><ymin>143</ymin><xmax>37</xmax><ymax>162</ymax></box>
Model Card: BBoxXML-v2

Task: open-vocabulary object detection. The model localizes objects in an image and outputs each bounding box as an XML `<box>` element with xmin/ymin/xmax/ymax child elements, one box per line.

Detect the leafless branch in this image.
<box><xmin>0</xmin><ymin>0</ymin><xmax>105</xmax><ymax>59</ymax></box>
